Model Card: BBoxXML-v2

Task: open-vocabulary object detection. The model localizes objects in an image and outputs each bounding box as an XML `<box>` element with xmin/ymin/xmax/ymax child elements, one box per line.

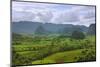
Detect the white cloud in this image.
<box><xmin>12</xmin><ymin>1</ymin><xmax>96</xmax><ymax>26</ymax></box>
<box><xmin>36</xmin><ymin>10</ymin><xmax>53</xmax><ymax>23</ymax></box>
<box><xmin>12</xmin><ymin>10</ymin><xmax>36</xmax><ymax>22</ymax></box>
<box><xmin>53</xmin><ymin>11</ymin><xmax>79</xmax><ymax>24</ymax></box>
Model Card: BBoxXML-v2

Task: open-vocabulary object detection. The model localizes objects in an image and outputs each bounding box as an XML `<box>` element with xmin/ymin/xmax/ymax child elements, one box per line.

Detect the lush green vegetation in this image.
<box><xmin>12</xmin><ymin>32</ymin><xmax>96</xmax><ymax>66</ymax></box>
<box><xmin>32</xmin><ymin>48</ymin><xmax>95</xmax><ymax>64</ymax></box>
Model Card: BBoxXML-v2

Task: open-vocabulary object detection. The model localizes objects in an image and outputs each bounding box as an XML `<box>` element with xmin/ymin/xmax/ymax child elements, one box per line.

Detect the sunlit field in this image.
<box><xmin>12</xmin><ymin>34</ymin><xmax>96</xmax><ymax>65</ymax></box>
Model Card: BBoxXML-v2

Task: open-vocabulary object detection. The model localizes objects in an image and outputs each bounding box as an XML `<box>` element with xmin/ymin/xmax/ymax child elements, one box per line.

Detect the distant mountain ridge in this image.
<box><xmin>12</xmin><ymin>21</ymin><xmax>88</xmax><ymax>35</ymax></box>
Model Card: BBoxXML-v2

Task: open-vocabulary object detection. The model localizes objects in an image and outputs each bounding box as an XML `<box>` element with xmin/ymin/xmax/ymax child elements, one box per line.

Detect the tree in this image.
<box><xmin>71</xmin><ymin>30</ymin><xmax>85</xmax><ymax>40</ymax></box>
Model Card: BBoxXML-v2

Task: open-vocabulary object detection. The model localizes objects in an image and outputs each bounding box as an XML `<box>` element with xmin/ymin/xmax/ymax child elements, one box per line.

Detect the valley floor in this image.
<box><xmin>32</xmin><ymin>48</ymin><xmax>95</xmax><ymax>64</ymax></box>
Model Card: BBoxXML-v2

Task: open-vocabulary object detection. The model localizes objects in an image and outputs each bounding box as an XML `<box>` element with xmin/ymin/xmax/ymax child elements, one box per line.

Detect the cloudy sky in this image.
<box><xmin>12</xmin><ymin>1</ymin><xmax>96</xmax><ymax>27</ymax></box>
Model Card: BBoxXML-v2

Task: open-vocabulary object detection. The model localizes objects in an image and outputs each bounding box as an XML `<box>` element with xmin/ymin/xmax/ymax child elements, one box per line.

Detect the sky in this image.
<box><xmin>12</xmin><ymin>1</ymin><xmax>96</xmax><ymax>27</ymax></box>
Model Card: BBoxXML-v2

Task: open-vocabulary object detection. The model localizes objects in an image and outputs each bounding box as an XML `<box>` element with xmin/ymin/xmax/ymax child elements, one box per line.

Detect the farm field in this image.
<box><xmin>32</xmin><ymin>48</ymin><xmax>95</xmax><ymax>64</ymax></box>
<box><xmin>12</xmin><ymin>34</ymin><xmax>96</xmax><ymax>66</ymax></box>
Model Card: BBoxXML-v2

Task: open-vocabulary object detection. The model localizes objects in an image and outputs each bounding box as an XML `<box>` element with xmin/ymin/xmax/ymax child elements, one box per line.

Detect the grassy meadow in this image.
<box><xmin>12</xmin><ymin>34</ymin><xmax>96</xmax><ymax>66</ymax></box>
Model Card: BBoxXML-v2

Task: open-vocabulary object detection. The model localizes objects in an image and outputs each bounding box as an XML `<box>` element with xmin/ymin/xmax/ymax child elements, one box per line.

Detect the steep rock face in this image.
<box><xmin>88</xmin><ymin>24</ymin><xmax>96</xmax><ymax>35</ymax></box>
